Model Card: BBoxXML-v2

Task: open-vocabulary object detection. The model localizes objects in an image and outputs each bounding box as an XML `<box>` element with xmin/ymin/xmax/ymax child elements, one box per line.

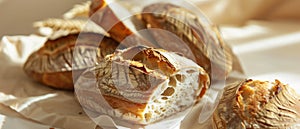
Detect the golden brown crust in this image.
<box><xmin>89</xmin><ymin>0</ymin><xmax>134</xmax><ymax>43</ymax></box>
<box><xmin>197</xmin><ymin>73</ymin><xmax>210</xmax><ymax>100</ymax></box>
<box><xmin>89</xmin><ymin>0</ymin><xmax>158</xmax><ymax>48</ymax></box>
<box><xmin>213</xmin><ymin>79</ymin><xmax>300</xmax><ymax>129</ymax></box>
<box><xmin>29</xmin><ymin>71</ymin><xmax>74</xmax><ymax>90</ymax></box>
<box><xmin>76</xmin><ymin>46</ymin><xmax>210</xmax><ymax>124</ymax></box>
<box><xmin>89</xmin><ymin>0</ymin><xmax>106</xmax><ymax>18</ymax></box>
<box><xmin>234</xmin><ymin>80</ymin><xmax>272</xmax><ymax>122</ymax></box>
<box><xmin>23</xmin><ymin>33</ymin><xmax>119</xmax><ymax>90</ymax></box>
<box><xmin>141</xmin><ymin>3</ymin><xmax>233</xmax><ymax>80</ymax></box>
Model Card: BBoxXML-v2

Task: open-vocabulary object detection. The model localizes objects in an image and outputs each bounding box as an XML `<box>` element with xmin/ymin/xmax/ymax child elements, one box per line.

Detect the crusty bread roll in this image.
<box><xmin>141</xmin><ymin>3</ymin><xmax>233</xmax><ymax>80</ymax></box>
<box><xmin>213</xmin><ymin>79</ymin><xmax>300</xmax><ymax>129</ymax></box>
<box><xmin>75</xmin><ymin>46</ymin><xmax>210</xmax><ymax>125</ymax></box>
<box><xmin>23</xmin><ymin>32</ymin><xmax>119</xmax><ymax>90</ymax></box>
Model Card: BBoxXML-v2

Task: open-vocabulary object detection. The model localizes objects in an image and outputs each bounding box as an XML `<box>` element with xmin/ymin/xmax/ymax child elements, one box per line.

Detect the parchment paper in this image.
<box><xmin>0</xmin><ymin>35</ymin><xmax>96</xmax><ymax>129</ymax></box>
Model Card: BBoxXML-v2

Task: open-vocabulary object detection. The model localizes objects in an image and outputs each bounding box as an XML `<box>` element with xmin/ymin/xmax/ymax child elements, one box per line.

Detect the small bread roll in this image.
<box><xmin>213</xmin><ymin>79</ymin><xmax>300</xmax><ymax>129</ymax></box>
<box><xmin>75</xmin><ymin>46</ymin><xmax>210</xmax><ymax>125</ymax></box>
<box><xmin>141</xmin><ymin>3</ymin><xmax>233</xmax><ymax>80</ymax></box>
<box><xmin>23</xmin><ymin>33</ymin><xmax>119</xmax><ymax>90</ymax></box>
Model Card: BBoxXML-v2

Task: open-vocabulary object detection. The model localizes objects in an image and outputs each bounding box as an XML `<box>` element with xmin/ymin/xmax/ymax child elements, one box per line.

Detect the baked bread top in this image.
<box><xmin>75</xmin><ymin>45</ymin><xmax>210</xmax><ymax>125</ymax></box>
<box><xmin>213</xmin><ymin>79</ymin><xmax>300</xmax><ymax>129</ymax></box>
<box><xmin>141</xmin><ymin>3</ymin><xmax>233</xmax><ymax>80</ymax></box>
<box><xmin>23</xmin><ymin>32</ymin><xmax>119</xmax><ymax>90</ymax></box>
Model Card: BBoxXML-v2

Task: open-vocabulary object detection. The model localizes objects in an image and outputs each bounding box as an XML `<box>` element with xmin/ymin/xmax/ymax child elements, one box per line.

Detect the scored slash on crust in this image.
<box><xmin>23</xmin><ymin>33</ymin><xmax>119</xmax><ymax>90</ymax></box>
<box><xmin>141</xmin><ymin>3</ymin><xmax>233</xmax><ymax>80</ymax></box>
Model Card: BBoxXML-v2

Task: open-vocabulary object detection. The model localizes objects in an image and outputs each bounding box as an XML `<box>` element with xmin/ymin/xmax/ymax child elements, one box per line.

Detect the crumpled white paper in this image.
<box><xmin>0</xmin><ymin>35</ymin><xmax>46</xmax><ymax>64</ymax></box>
<box><xmin>0</xmin><ymin>114</ymin><xmax>60</xmax><ymax>129</ymax></box>
<box><xmin>0</xmin><ymin>35</ymin><xmax>96</xmax><ymax>129</ymax></box>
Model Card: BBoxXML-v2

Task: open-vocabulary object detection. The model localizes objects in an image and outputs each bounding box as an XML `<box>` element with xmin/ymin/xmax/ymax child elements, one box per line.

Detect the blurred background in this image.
<box><xmin>0</xmin><ymin>0</ymin><xmax>85</xmax><ymax>37</ymax></box>
<box><xmin>1</xmin><ymin>0</ymin><xmax>300</xmax><ymax>37</ymax></box>
<box><xmin>193</xmin><ymin>0</ymin><xmax>300</xmax><ymax>25</ymax></box>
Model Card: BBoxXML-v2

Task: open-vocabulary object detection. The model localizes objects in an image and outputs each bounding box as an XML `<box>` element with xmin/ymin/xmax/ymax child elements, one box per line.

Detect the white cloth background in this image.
<box><xmin>0</xmin><ymin>0</ymin><xmax>300</xmax><ymax>128</ymax></box>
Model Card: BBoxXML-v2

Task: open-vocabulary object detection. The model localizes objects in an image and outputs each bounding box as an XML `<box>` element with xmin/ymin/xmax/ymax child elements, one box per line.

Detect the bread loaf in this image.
<box><xmin>23</xmin><ymin>32</ymin><xmax>119</xmax><ymax>90</ymax></box>
<box><xmin>141</xmin><ymin>3</ymin><xmax>233</xmax><ymax>80</ymax></box>
<box><xmin>75</xmin><ymin>46</ymin><xmax>210</xmax><ymax>125</ymax></box>
<box><xmin>213</xmin><ymin>79</ymin><xmax>300</xmax><ymax>129</ymax></box>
